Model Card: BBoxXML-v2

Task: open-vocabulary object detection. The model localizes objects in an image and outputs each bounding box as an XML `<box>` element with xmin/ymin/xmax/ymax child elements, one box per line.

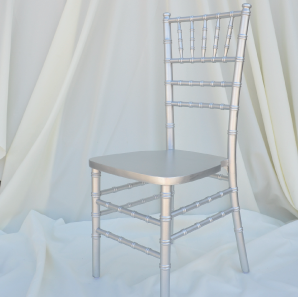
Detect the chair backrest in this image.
<box><xmin>163</xmin><ymin>3</ymin><xmax>252</xmax><ymax>187</ymax></box>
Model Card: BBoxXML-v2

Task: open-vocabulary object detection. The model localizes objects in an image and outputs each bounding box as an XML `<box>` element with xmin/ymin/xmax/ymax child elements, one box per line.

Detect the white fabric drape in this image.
<box><xmin>0</xmin><ymin>0</ymin><xmax>13</xmax><ymax>160</ymax></box>
<box><xmin>0</xmin><ymin>0</ymin><xmax>298</xmax><ymax>232</ymax></box>
<box><xmin>1</xmin><ymin>0</ymin><xmax>298</xmax><ymax>296</ymax></box>
<box><xmin>3</xmin><ymin>209</ymin><xmax>298</xmax><ymax>297</ymax></box>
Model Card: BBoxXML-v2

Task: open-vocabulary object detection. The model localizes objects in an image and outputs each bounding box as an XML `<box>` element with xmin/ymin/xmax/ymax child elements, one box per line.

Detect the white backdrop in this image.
<box><xmin>1</xmin><ymin>1</ymin><xmax>298</xmax><ymax>296</ymax></box>
<box><xmin>0</xmin><ymin>0</ymin><xmax>297</xmax><ymax>233</ymax></box>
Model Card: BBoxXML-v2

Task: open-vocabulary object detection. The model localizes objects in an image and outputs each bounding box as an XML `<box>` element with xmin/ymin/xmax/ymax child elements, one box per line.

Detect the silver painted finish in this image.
<box><xmin>227</xmin><ymin>3</ymin><xmax>251</xmax><ymax>274</ymax></box>
<box><xmin>169</xmin><ymin>57</ymin><xmax>235</xmax><ymax>63</ymax></box>
<box><xmin>97</xmin><ymin>199</ymin><xmax>160</xmax><ymax>226</ymax></box>
<box><xmin>171</xmin><ymin>207</ymin><xmax>236</xmax><ymax>241</ymax></box>
<box><xmin>213</xmin><ymin>16</ymin><xmax>220</xmax><ymax>57</ymax></box>
<box><xmin>97</xmin><ymin>228</ymin><xmax>160</xmax><ymax>259</ymax></box>
<box><xmin>166</xmin><ymin>80</ymin><xmax>232</xmax><ymax>87</ymax></box>
<box><xmin>163</xmin><ymin>13</ymin><xmax>175</xmax><ymax>151</ymax></box>
<box><xmin>224</xmin><ymin>17</ymin><xmax>234</xmax><ymax>57</ymax></box>
<box><xmin>160</xmin><ymin>186</ymin><xmax>172</xmax><ymax>297</ymax></box>
<box><xmin>177</xmin><ymin>20</ymin><xmax>183</xmax><ymax>58</ymax></box>
<box><xmin>167</xmin><ymin>101</ymin><xmax>230</xmax><ymax>110</ymax></box>
<box><xmin>100</xmin><ymin>194</ymin><xmax>160</xmax><ymax>216</ymax></box>
<box><xmin>171</xmin><ymin>187</ymin><xmax>236</xmax><ymax>217</ymax></box>
<box><xmin>100</xmin><ymin>181</ymin><xmax>146</xmax><ymax>196</ymax></box>
<box><xmin>90</xmin><ymin>150</ymin><xmax>224</xmax><ymax>186</ymax></box>
<box><xmin>210</xmin><ymin>173</ymin><xmax>229</xmax><ymax>181</ymax></box>
<box><xmin>89</xmin><ymin>4</ymin><xmax>252</xmax><ymax>294</ymax></box>
<box><xmin>190</xmin><ymin>19</ymin><xmax>195</xmax><ymax>58</ymax></box>
<box><xmin>201</xmin><ymin>18</ymin><xmax>207</xmax><ymax>57</ymax></box>
<box><xmin>164</xmin><ymin>12</ymin><xmax>175</xmax><ymax>239</ymax></box>
<box><xmin>91</xmin><ymin>169</ymin><xmax>101</xmax><ymax>278</ymax></box>
<box><xmin>169</xmin><ymin>11</ymin><xmax>241</xmax><ymax>23</ymax></box>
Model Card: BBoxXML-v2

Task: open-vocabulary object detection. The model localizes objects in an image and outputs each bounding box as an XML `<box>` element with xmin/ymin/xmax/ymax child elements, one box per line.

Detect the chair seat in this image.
<box><xmin>89</xmin><ymin>150</ymin><xmax>225</xmax><ymax>185</ymax></box>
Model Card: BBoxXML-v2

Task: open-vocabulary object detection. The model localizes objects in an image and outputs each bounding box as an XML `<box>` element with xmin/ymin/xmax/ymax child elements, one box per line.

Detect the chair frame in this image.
<box><xmin>90</xmin><ymin>3</ymin><xmax>252</xmax><ymax>297</ymax></box>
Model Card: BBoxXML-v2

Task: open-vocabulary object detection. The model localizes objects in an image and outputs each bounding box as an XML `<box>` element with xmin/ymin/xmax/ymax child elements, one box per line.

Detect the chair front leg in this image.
<box><xmin>170</xmin><ymin>185</ymin><xmax>174</xmax><ymax>238</ymax></box>
<box><xmin>160</xmin><ymin>185</ymin><xmax>172</xmax><ymax>297</ymax></box>
<box><xmin>91</xmin><ymin>169</ymin><xmax>101</xmax><ymax>278</ymax></box>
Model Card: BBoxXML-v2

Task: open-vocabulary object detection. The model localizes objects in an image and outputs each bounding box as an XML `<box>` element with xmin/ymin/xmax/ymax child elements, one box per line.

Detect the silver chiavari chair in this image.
<box><xmin>89</xmin><ymin>3</ymin><xmax>252</xmax><ymax>296</ymax></box>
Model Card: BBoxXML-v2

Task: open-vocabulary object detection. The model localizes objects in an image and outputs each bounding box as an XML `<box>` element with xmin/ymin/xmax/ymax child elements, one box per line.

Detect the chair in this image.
<box><xmin>89</xmin><ymin>3</ymin><xmax>252</xmax><ymax>296</ymax></box>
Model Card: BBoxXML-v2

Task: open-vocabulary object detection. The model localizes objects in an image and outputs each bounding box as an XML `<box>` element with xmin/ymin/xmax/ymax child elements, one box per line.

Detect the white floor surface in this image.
<box><xmin>1</xmin><ymin>209</ymin><xmax>298</xmax><ymax>297</ymax></box>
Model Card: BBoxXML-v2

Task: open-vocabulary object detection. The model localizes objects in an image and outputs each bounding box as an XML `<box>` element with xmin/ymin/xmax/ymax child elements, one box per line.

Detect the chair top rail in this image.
<box><xmin>168</xmin><ymin>11</ymin><xmax>241</xmax><ymax>23</ymax></box>
<box><xmin>168</xmin><ymin>56</ymin><xmax>240</xmax><ymax>65</ymax></box>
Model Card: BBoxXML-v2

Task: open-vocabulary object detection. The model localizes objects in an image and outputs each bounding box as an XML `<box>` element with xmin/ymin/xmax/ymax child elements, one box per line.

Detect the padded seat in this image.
<box><xmin>89</xmin><ymin>150</ymin><xmax>225</xmax><ymax>185</ymax></box>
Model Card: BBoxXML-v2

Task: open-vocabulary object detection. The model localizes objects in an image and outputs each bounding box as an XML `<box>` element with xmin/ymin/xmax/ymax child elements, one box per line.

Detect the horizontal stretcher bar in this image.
<box><xmin>209</xmin><ymin>174</ymin><xmax>229</xmax><ymax>181</ymax></box>
<box><xmin>100</xmin><ymin>194</ymin><xmax>160</xmax><ymax>216</ymax></box>
<box><xmin>97</xmin><ymin>199</ymin><xmax>160</xmax><ymax>226</ymax></box>
<box><xmin>171</xmin><ymin>188</ymin><xmax>236</xmax><ymax>217</ymax></box>
<box><xmin>97</xmin><ymin>228</ymin><xmax>160</xmax><ymax>259</ymax></box>
<box><xmin>168</xmin><ymin>11</ymin><xmax>241</xmax><ymax>23</ymax></box>
<box><xmin>166</xmin><ymin>80</ymin><xmax>233</xmax><ymax>87</ymax></box>
<box><xmin>168</xmin><ymin>57</ymin><xmax>236</xmax><ymax>63</ymax></box>
<box><xmin>167</xmin><ymin>101</ymin><xmax>231</xmax><ymax>110</ymax></box>
<box><xmin>100</xmin><ymin>181</ymin><xmax>146</xmax><ymax>196</ymax></box>
<box><xmin>171</xmin><ymin>207</ymin><xmax>236</xmax><ymax>241</ymax></box>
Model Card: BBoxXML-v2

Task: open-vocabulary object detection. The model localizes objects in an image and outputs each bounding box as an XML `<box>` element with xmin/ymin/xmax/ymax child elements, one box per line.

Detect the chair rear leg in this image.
<box><xmin>91</xmin><ymin>169</ymin><xmax>101</xmax><ymax>278</ymax></box>
<box><xmin>230</xmin><ymin>190</ymin><xmax>249</xmax><ymax>273</ymax></box>
<box><xmin>160</xmin><ymin>185</ymin><xmax>172</xmax><ymax>297</ymax></box>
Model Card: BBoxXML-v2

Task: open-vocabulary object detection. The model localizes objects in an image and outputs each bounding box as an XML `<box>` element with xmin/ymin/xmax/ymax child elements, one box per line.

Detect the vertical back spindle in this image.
<box><xmin>177</xmin><ymin>19</ymin><xmax>183</xmax><ymax>58</ymax></box>
<box><xmin>201</xmin><ymin>16</ymin><xmax>207</xmax><ymax>58</ymax></box>
<box><xmin>224</xmin><ymin>14</ymin><xmax>234</xmax><ymax>57</ymax></box>
<box><xmin>190</xmin><ymin>18</ymin><xmax>195</xmax><ymax>58</ymax></box>
<box><xmin>213</xmin><ymin>15</ymin><xmax>220</xmax><ymax>58</ymax></box>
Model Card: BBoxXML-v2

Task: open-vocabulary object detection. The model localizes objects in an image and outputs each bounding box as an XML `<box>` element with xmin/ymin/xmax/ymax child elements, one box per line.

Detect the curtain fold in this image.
<box><xmin>246</xmin><ymin>0</ymin><xmax>298</xmax><ymax>210</ymax></box>
<box><xmin>0</xmin><ymin>0</ymin><xmax>14</xmax><ymax>160</ymax></box>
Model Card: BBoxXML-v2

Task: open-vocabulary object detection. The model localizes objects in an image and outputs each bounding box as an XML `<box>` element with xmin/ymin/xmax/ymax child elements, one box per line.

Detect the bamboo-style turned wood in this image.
<box><xmin>100</xmin><ymin>181</ymin><xmax>146</xmax><ymax>196</ymax></box>
<box><xmin>166</xmin><ymin>80</ymin><xmax>232</xmax><ymax>87</ymax></box>
<box><xmin>97</xmin><ymin>199</ymin><xmax>160</xmax><ymax>226</ymax></box>
<box><xmin>224</xmin><ymin>16</ymin><xmax>234</xmax><ymax>57</ymax></box>
<box><xmin>169</xmin><ymin>57</ymin><xmax>235</xmax><ymax>63</ymax></box>
<box><xmin>97</xmin><ymin>228</ymin><xmax>160</xmax><ymax>259</ymax></box>
<box><xmin>177</xmin><ymin>20</ymin><xmax>183</xmax><ymax>58</ymax></box>
<box><xmin>201</xmin><ymin>17</ymin><xmax>207</xmax><ymax>57</ymax></box>
<box><xmin>100</xmin><ymin>194</ymin><xmax>160</xmax><ymax>216</ymax></box>
<box><xmin>190</xmin><ymin>18</ymin><xmax>195</xmax><ymax>58</ymax></box>
<box><xmin>169</xmin><ymin>11</ymin><xmax>241</xmax><ymax>23</ymax></box>
<box><xmin>213</xmin><ymin>15</ymin><xmax>220</xmax><ymax>57</ymax></box>
<box><xmin>166</xmin><ymin>101</ymin><xmax>231</xmax><ymax>110</ymax></box>
<box><xmin>171</xmin><ymin>188</ymin><xmax>236</xmax><ymax>217</ymax></box>
<box><xmin>171</xmin><ymin>207</ymin><xmax>236</xmax><ymax>241</ymax></box>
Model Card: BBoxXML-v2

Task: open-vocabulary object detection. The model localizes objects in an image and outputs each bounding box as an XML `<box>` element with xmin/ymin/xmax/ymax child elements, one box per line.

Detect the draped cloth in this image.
<box><xmin>1</xmin><ymin>0</ymin><xmax>298</xmax><ymax>296</ymax></box>
<box><xmin>1</xmin><ymin>0</ymin><xmax>297</xmax><ymax>231</ymax></box>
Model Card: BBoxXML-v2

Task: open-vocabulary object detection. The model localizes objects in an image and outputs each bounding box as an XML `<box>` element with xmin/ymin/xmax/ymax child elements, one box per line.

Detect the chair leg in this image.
<box><xmin>91</xmin><ymin>169</ymin><xmax>101</xmax><ymax>278</ymax></box>
<box><xmin>230</xmin><ymin>190</ymin><xmax>249</xmax><ymax>273</ymax></box>
<box><xmin>170</xmin><ymin>186</ymin><xmax>174</xmax><ymax>239</ymax></box>
<box><xmin>160</xmin><ymin>185</ymin><xmax>172</xmax><ymax>297</ymax></box>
